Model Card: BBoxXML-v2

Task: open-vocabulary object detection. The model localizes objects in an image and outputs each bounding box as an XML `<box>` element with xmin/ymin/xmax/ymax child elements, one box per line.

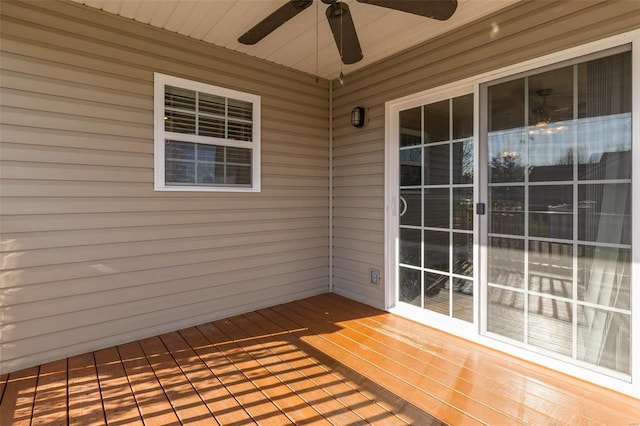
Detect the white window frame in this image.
<box><xmin>154</xmin><ymin>73</ymin><xmax>261</xmax><ymax>192</ymax></box>
<box><xmin>385</xmin><ymin>29</ymin><xmax>640</xmax><ymax>398</ymax></box>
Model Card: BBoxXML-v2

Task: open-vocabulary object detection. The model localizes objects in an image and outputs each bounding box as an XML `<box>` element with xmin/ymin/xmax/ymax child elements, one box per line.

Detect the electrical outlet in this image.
<box><xmin>370</xmin><ymin>269</ymin><xmax>380</xmax><ymax>285</ymax></box>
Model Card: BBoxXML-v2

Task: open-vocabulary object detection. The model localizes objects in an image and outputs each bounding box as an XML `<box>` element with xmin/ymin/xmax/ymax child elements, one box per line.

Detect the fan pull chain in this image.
<box><xmin>315</xmin><ymin>0</ymin><xmax>319</xmax><ymax>83</ymax></box>
<box><xmin>339</xmin><ymin>2</ymin><xmax>344</xmax><ymax>85</ymax></box>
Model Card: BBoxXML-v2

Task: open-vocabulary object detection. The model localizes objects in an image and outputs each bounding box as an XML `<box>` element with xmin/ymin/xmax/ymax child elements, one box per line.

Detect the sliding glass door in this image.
<box><xmin>398</xmin><ymin>93</ymin><xmax>475</xmax><ymax>322</ymax></box>
<box><xmin>483</xmin><ymin>48</ymin><xmax>632</xmax><ymax>376</ymax></box>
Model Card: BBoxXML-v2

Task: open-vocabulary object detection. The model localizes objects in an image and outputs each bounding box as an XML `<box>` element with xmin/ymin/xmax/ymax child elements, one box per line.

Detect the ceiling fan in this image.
<box><xmin>238</xmin><ymin>0</ymin><xmax>458</xmax><ymax>65</ymax></box>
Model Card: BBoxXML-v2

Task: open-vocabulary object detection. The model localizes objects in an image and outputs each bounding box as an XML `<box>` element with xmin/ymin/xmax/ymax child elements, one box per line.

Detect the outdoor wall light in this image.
<box><xmin>351</xmin><ymin>106</ymin><xmax>365</xmax><ymax>128</ymax></box>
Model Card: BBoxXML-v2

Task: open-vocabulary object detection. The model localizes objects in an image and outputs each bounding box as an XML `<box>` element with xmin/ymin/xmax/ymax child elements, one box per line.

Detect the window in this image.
<box><xmin>154</xmin><ymin>73</ymin><xmax>261</xmax><ymax>192</ymax></box>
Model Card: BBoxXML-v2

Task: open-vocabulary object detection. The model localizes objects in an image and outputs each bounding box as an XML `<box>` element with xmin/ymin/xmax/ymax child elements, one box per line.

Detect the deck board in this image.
<box><xmin>245</xmin><ymin>310</ymin><xmax>402</xmax><ymax>425</ymax></box>
<box><xmin>182</xmin><ymin>324</ymin><xmax>291</xmax><ymax>425</ymax></box>
<box><xmin>0</xmin><ymin>366</ymin><xmax>39</xmax><ymax>426</ymax></box>
<box><xmin>221</xmin><ymin>315</ymin><xmax>359</xmax><ymax>425</ymax></box>
<box><xmin>234</xmin><ymin>312</ymin><xmax>385</xmax><ymax>426</ymax></box>
<box><xmin>159</xmin><ymin>330</ymin><xmax>255</xmax><ymax>426</ymax></box>
<box><xmin>1</xmin><ymin>294</ymin><xmax>638</xmax><ymax>425</ymax></box>
<box><xmin>67</xmin><ymin>353</ymin><xmax>106</xmax><ymax>426</ymax></box>
<box><xmin>270</xmin><ymin>301</ymin><xmax>484</xmax><ymax>425</ymax></box>
<box><xmin>93</xmin><ymin>347</ymin><xmax>141</xmax><ymax>425</ymax></box>
<box><xmin>31</xmin><ymin>359</ymin><xmax>67</xmax><ymax>426</ymax></box>
<box><xmin>117</xmin><ymin>341</ymin><xmax>181</xmax><ymax>425</ymax></box>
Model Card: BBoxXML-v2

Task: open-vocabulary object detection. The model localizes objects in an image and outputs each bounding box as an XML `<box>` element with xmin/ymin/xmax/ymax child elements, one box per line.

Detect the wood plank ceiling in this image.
<box><xmin>70</xmin><ymin>0</ymin><xmax>517</xmax><ymax>80</ymax></box>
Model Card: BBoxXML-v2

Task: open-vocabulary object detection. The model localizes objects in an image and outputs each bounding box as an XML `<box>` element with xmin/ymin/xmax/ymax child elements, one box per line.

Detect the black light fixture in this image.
<box><xmin>351</xmin><ymin>106</ymin><xmax>365</xmax><ymax>128</ymax></box>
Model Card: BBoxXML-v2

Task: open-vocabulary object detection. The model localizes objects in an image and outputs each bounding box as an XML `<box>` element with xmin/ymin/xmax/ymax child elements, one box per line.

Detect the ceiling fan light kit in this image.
<box><xmin>238</xmin><ymin>0</ymin><xmax>458</xmax><ymax>70</ymax></box>
<box><xmin>533</xmin><ymin>88</ymin><xmax>553</xmax><ymax>126</ymax></box>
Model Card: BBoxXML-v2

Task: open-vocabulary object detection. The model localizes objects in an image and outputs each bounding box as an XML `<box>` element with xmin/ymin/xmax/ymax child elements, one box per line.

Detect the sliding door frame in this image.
<box><xmin>384</xmin><ymin>29</ymin><xmax>640</xmax><ymax>398</ymax></box>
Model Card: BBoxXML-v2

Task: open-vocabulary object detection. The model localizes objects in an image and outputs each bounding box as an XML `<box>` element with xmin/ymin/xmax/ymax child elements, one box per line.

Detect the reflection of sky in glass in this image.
<box><xmin>528</xmin><ymin>121</ymin><xmax>574</xmax><ymax>167</ymax></box>
<box><xmin>488</xmin><ymin>128</ymin><xmax>525</xmax><ymax>161</ymax></box>
<box><xmin>488</xmin><ymin>113</ymin><xmax>631</xmax><ymax>168</ymax></box>
<box><xmin>577</xmin><ymin>113</ymin><xmax>631</xmax><ymax>163</ymax></box>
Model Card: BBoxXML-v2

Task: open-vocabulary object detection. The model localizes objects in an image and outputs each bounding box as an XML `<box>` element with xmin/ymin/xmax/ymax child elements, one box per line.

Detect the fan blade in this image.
<box><xmin>356</xmin><ymin>0</ymin><xmax>457</xmax><ymax>21</ymax></box>
<box><xmin>326</xmin><ymin>2</ymin><xmax>363</xmax><ymax>65</ymax></box>
<box><xmin>238</xmin><ymin>0</ymin><xmax>313</xmax><ymax>45</ymax></box>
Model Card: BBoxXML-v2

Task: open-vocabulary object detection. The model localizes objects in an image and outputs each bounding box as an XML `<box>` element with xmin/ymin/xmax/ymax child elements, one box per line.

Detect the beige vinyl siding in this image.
<box><xmin>0</xmin><ymin>0</ymin><xmax>329</xmax><ymax>374</ymax></box>
<box><xmin>330</xmin><ymin>0</ymin><xmax>640</xmax><ymax>309</ymax></box>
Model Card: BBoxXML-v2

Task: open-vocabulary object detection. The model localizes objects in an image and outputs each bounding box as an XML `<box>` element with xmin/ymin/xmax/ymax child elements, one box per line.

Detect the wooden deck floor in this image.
<box><xmin>1</xmin><ymin>293</ymin><xmax>638</xmax><ymax>425</ymax></box>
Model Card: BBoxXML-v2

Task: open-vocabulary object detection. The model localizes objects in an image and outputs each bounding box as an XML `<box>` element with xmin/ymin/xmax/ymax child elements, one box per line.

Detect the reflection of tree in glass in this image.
<box><xmin>556</xmin><ymin>147</ymin><xmax>574</xmax><ymax>165</ymax></box>
<box><xmin>490</xmin><ymin>154</ymin><xmax>525</xmax><ymax>182</ymax></box>
<box><xmin>462</xmin><ymin>140</ymin><xmax>473</xmax><ymax>180</ymax></box>
<box><xmin>400</xmin><ymin>149</ymin><xmax>421</xmax><ymax>186</ymax></box>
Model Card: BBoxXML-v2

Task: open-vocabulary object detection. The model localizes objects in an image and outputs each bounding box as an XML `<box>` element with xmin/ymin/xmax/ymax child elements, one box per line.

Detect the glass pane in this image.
<box><xmin>196</xmin><ymin>163</ymin><xmax>219</xmax><ymax>184</ymax></box>
<box><xmin>399</xmin><ymin>228</ymin><xmax>421</xmax><ymax>267</ymax></box>
<box><xmin>528</xmin><ymin>66</ymin><xmax>574</xmax><ymax>126</ymax></box>
<box><xmin>226</xmin><ymin>165</ymin><xmax>251</xmax><ymax>185</ymax></box>
<box><xmin>452</xmin><ymin>139</ymin><xmax>473</xmax><ymax>184</ymax></box>
<box><xmin>528</xmin><ymin>241</ymin><xmax>572</xmax><ymax>296</ymax></box>
<box><xmin>198</xmin><ymin>115</ymin><xmax>225</xmax><ymax>138</ymax></box>
<box><xmin>488</xmin><ymin>237</ymin><xmax>524</xmax><ymax>288</ymax></box>
<box><xmin>529</xmin><ymin>185</ymin><xmax>573</xmax><ymax>239</ymax></box>
<box><xmin>424</xmin><ymin>144</ymin><xmax>449</xmax><ymax>185</ymax></box>
<box><xmin>488</xmin><ymin>287</ymin><xmax>524</xmax><ymax>342</ymax></box>
<box><xmin>577</xmin><ymin>114</ymin><xmax>631</xmax><ymax>180</ymax></box>
<box><xmin>228</xmin><ymin>120</ymin><xmax>252</xmax><ymax>141</ymax></box>
<box><xmin>400</xmin><ymin>107</ymin><xmax>422</xmax><ymax>147</ymax></box>
<box><xmin>578</xmin><ymin>51</ymin><xmax>631</xmax><ymax>119</ymax></box>
<box><xmin>214</xmin><ymin>165</ymin><xmax>225</xmax><ymax>183</ymax></box>
<box><xmin>399</xmin><ymin>267</ymin><xmax>421</xmax><ymax>306</ymax></box>
<box><xmin>424</xmin><ymin>230</ymin><xmax>449</xmax><ymax>273</ymax></box>
<box><xmin>528</xmin><ymin>295</ymin><xmax>572</xmax><ymax>356</ymax></box>
<box><xmin>489</xmin><ymin>186</ymin><xmax>524</xmax><ymax>235</ymax></box>
<box><xmin>452</xmin><ymin>277</ymin><xmax>473</xmax><ymax>322</ymax></box>
<box><xmin>424</xmin><ymin>188</ymin><xmax>449</xmax><ymax>229</ymax></box>
<box><xmin>578</xmin><ymin>246</ymin><xmax>631</xmax><ymax>310</ymax></box>
<box><xmin>165</xmin><ymin>110</ymin><xmax>196</xmax><ymax>134</ymax></box>
<box><xmin>453</xmin><ymin>188</ymin><xmax>473</xmax><ymax>230</ymax></box>
<box><xmin>453</xmin><ymin>233</ymin><xmax>473</xmax><ymax>277</ymax></box>
<box><xmin>228</xmin><ymin>98</ymin><xmax>253</xmax><ymax>121</ymax></box>
<box><xmin>578</xmin><ymin>306</ymin><xmax>630</xmax><ymax>375</ymax></box>
<box><xmin>400</xmin><ymin>148</ymin><xmax>422</xmax><ymax>186</ymax></box>
<box><xmin>197</xmin><ymin>144</ymin><xmax>223</xmax><ymax>162</ymax></box>
<box><xmin>528</xmin><ymin>122</ymin><xmax>575</xmax><ymax>182</ymax></box>
<box><xmin>453</xmin><ymin>94</ymin><xmax>473</xmax><ymax>139</ymax></box>
<box><xmin>489</xmin><ymin>79</ymin><xmax>524</xmax><ymax>132</ymax></box>
<box><xmin>165</xmin><ymin>160</ymin><xmax>194</xmax><ymax>184</ymax></box>
<box><xmin>165</xmin><ymin>85</ymin><xmax>195</xmax><ymax>110</ymax></box>
<box><xmin>227</xmin><ymin>147</ymin><xmax>252</xmax><ymax>165</ymax></box>
<box><xmin>400</xmin><ymin>189</ymin><xmax>421</xmax><ymax>226</ymax></box>
<box><xmin>198</xmin><ymin>92</ymin><xmax>225</xmax><ymax>116</ymax></box>
<box><xmin>424</xmin><ymin>272</ymin><xmax>449</xmax><ymax>314</ymax></box>
<box><xmin>165</xmin><ymin>140</ymin><xmax>195</xmax><ymax>160</ymax></box>
<box><xmin>578</xmin><ymin>183</ymin><xmax>630</xmax><ymax>244</ymax></box>
<box><xmin>483</xmin><ymin>49</ymin><xmax>633</xmax><ymax>377</ymax></box>
<box><xmin>488</xmin><ymin>130</ymin><xmax>526</xmax><ymax>183</ymax></box>
<box><xmin>424</xmin><ymin>100</ymin><xmax>449</xmax><ymax>143</ymax></box>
